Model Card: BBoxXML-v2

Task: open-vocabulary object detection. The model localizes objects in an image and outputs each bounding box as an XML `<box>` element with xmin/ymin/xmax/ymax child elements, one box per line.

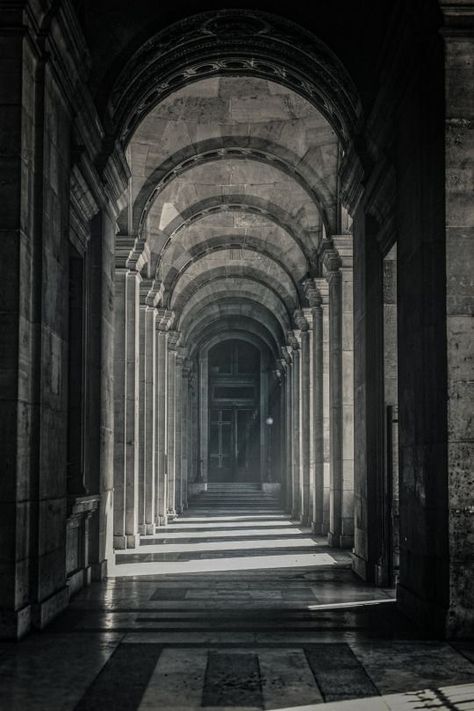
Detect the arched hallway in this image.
<box><xmin>0</xmin><ymin>0</ymin><xmax>473</xmax><ymax>707</ymax></box>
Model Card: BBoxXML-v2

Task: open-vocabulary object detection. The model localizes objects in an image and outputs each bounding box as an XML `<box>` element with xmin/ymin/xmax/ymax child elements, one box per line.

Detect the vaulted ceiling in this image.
<box><xmin>124</xmin><ymin>75</ymin><xmax>340</xmax><ymax>358</ymax></box>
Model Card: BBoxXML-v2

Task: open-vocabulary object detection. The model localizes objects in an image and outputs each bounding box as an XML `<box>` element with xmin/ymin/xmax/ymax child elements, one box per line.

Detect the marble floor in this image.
<box><xmin>1</xmin><ymin>486</ymin><xmax>474</xmax><ymax>710</ymax></box>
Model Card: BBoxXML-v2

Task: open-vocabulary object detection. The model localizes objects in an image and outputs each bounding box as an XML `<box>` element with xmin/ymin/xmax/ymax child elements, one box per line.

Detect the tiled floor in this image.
<box><xmin>1</xmin><ymin>486</ymin><xmax>474</xmax><ymax>710</ymax></box>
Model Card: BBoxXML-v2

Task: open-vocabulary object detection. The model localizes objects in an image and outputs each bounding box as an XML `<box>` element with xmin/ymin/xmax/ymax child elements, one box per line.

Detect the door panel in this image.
<box><xmin>207</xmin><ymin>340</ymin><xmax>260</xmax><ymax>482</ymax></box>
<box><xmin>208</xmin><ymin>407</ymin><xmax>260</xmax><ymax>482</ymax></box>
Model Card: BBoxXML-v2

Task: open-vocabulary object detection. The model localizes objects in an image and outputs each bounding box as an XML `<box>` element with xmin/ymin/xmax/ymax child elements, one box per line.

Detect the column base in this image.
<box><xmin>312</xmin><ymin>521</ymin><xmax>325</xmax><ymax>536</ymax></box>
<box><xmin>328</xmin><ymin>531</ymin><xmax>354</xmax><ymax>548</ymax></box>
<box><xmin>0</xmin><ymin>604</ymin><xmax>32</xmax><ymax>640</ymax></box>
<box><xmin>138</xmin><ymin>524</ymin><xmax>146</xmax><ymax>535</ymax></box>
<box><xmin>32</xmin><ymin>586</ymin><xmax>69</xmax><ymax>630</ymax></box>
<box><xmin>67</xmin><ymin>567</ymin><xmax>92</xmax><ymax>598</ymax></box>
<box><xmin>167</xmin><ymin>509</ymin><xmax>177</xmax><ymax>521</ymax></box>
<box><xmin>91</xmin><ymin>559</ymin><xmax>108</xmax><ymax>581</ymax></box>
<box><xmin>397</xmin><ymin>583</ymin><xmax>447</xmax><ymax>638</ymax></box>
<box><xmin>144</xmin><ymin>523</ymin><xmax>155</xmax><ymax>535</ymax></box>
<box><xmin>158</xmin><ymin>514</ymin><xmax>168</xmax><ymax>527</ymax></box>
<box><xmin>351</xmin><ymin>551</ymin><xmax>369</xmax><ymax>581</ymax></box>
<box><xmin>300</xmin><ymin>514</ymin><xmax>312</xmax><ymax>527</ymax></box>
<box><xmin>113</xmin><ymin>534</ymin><xmax>127</xmax><ymax>550</ymax></box>
<box><xmin>126</xmin><ymin>533</ymin><xmax>140</xmax><ymax>548</ymax></box>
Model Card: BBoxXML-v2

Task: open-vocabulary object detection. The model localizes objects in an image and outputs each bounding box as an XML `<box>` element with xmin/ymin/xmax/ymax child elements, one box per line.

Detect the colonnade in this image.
<box><xmin>113</xmin><ymin>235</ymin><xmax>354</xmax><ymax>549</ymax></box>
<box><xmin>276</xmin><ymin>236</ymin><xmax>354</xmax><ymax>542</ymax></box>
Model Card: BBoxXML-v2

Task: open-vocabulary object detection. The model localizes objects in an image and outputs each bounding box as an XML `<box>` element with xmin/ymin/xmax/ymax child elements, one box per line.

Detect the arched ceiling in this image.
<box><xmin>122</xmin><ymin>47</ymin><xmax>345</xmax><ymax>365</ymax></box>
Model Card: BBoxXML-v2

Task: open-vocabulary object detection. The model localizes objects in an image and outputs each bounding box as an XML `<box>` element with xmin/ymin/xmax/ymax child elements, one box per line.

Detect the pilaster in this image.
<box><xmin>294</xmin><ymin>311</ymin><xmax>311</xmax><ymax>525</ymax></box>
<box><xmin>287</xmin><ymin>332</ymin><xmax>301</xmax><ymax>519</ymax></box>
<box><xmin>166</xmin><ymin>330</ymin><xmax>179</xmax><ymax>519</ymax></box>
<box><xmin>155</xmin><ymin>309</ymin><xmax>174</xmax><ymax>527</ymax></box>
<box><xmin>321</xmin><ymin>236</ymin><xmax>354</xmax><ymax>548</ymax></box>
<box><xmin>113</xmin><ymin>264</ymin><xmax>141</xmax><ymax>549</ymax></box>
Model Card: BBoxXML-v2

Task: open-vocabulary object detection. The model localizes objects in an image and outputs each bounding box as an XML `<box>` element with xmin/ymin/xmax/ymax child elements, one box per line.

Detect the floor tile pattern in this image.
<box><xmin>1</xmin><ymin>485</ymin><xmax>473</xmax><ymax>710</ymax></box>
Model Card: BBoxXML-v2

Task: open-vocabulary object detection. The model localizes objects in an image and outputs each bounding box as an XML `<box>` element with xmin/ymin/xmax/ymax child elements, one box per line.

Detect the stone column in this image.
<box><xmin>307</xmin><ymin>280</ymin><xmax>326</xmax><ymax>534</ymax></box>
<box><xmin>113</xmin><ymin>267</ymin><xmax>127</xmax><ymax>548</ymax></box>
<box><xmin>288</xmin><ymin>334</ymin><xmax>301</xmax><ymax>519</ymax></box>
<box><xmin>137</xmin><ymin>292</ymin><xmax>147</xmax><ymax>535</ymax></box>
<box><xmin>113</xmin><ymin>266</ymin><xmax>141</xmax><ymax>549</ymax></box>
<box><xmin>166</xmin><ymin>331</ymin><xmax>179</xmax><ymax>518</ymax></box>
<box><xmin>294</xmin><ymin>312</ymin><xmax>311</xmax><ymax>525</ymax></box>
<box><xmin>319</xmin><ymin>279</ymin><xmax>331</xmax><ymax>534</ymax></box>
<box><xmin>321</xmin><ymin>237</ymin><xmax>354</xmax><ymax>548</ymax></box>
<box><xmin>155</xmin><ymin>309</ymin><xmax>173</xmax><ymax>527</ymax></box>
<box><xmin>278</xmin><ymin>356</ymin><xmax>288</xmax><ymax>506</ymax></box>
<box><xmin>282</xmin><ymin>348</ymin><xmax>293</xmax><ymax>513</ymax></box>
<box><xmin>190</xmin><ymin>366</ymin><xmax>200</xmax><ymax>494</ymax></box>
<box><xmin>181</xmin><ymin>360</ymin><xmax>192</xmax><ymax>510</ymax></box>
<box><xmin>143</xmin><ymin>303</ymin><xmax>157</xmax><ymax>534</ymax></box>
<box><xmin>199</xmin><ymin>353</ymin><xmax>209</xmax><ymax>486</ymax></box>
<box><xmin>174</xmin><ymin>349</ymin><xmax>184</xmax><ymax>514</ymax></box>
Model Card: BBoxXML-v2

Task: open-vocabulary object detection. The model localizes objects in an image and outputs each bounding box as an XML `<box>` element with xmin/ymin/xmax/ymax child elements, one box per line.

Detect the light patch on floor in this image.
<box><xmin>111</xmin><ymin>552</ymin><xmax>336</xmax><ymax>577</ymax></box>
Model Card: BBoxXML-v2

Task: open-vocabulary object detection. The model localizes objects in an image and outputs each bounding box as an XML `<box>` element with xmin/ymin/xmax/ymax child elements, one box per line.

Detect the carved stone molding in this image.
<box><xmin>106</xmin><ymin>9</ymin><xmax>362</xmax><ymax>157</ymax></box>
<box><xmin>156</xmin><ymin>308</ymin><xmax>175</xmax><ymax>332</ymax></box>
<box><xmin>303</xmin><ymin>279</ymin><xmax>322</xmax><ymax>308</ymax></box>
<box><xmin>293</xmin><ymin>310</ymin><xmax>309</xmax><ymax>332</ymax></box>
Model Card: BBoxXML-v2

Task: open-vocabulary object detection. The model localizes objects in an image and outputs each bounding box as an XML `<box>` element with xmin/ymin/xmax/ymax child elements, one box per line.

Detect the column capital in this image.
<box><xmin>332</xmin><ymin>235</ymin><xmax>353</xmax><ymax>269</ymax></box>
<box><xmin>302</xmin><ymin>307</ymin><xmax>315</xmax><ymax>328</ymax></box>
<box><xmin>303</xmin><ymin>279</ymin><xmax>322</xmax><ymax>308</ymax></box>
<box><xmin>127</xmin><ymin>236</ymin><xmax>150</xmax><ymax>272</ymax></box>
<box><xmin>140</xmin><ymin>278</ymin><xmax>154</xmax><ymax>306</ymax></box>
<box><xmin>293</xmin><ymin>309</ymin><xmax>309</xmax><ymax>332</ymax></box>
<box><xmin>287</xmin><ymin>331</ymin><xmax>300</xmax><ymax>350</ymax></box>
<box><xmin>278</xmin><ymin>357</ymin><xmax>288</xmax><ymax>375</ymax></box>
<box><xmin>115</xmin><ymin>234</ymin><xmax>134</xmax><ymax>270</ymax></box>
<box><xmin>314</xmin><ymin>277</ymin><xmax>329</xmax><ymax>304</ymax></box>
<box><xmin>272</xmin><ymin>367</ymin><xmax>283</xmax><ymax>385</ymax></box>
<box><xmin>319</xmin><ymin>238</ymin><xmax>342</xmax><ymax>275</ymax></box>
<box><xmin>167</xmin><ymin>330</ymin><xmax>180</xmax><ymax>350</ymax></box>
<box><xmin>145</xmin><ymin>279</ymin><xmax>164</xmax><ymax>307</ymax></box>
<box><xmin>281</xmin><ymin>346</ymin><xmax>293</xmax><ymax>365</ymax></box>
<box><xmin>176</xmin><ymin>345</ymin><xmax>187</xmax><ymax>365</ymax></box>
<box><xmin>156</xmin><ymin>308</ymin><xmax>174</xmax><ymax>331</ymax></box>
<box><xmin>115</xmin><ymin>234</ymin><xmax>149</xmax><ymax>272</ymax></box>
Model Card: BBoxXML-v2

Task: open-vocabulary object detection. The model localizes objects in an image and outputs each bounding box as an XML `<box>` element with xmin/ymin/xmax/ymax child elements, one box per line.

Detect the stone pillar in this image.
<box><xmin>190</xmin><ymin>367</ymin><xmax>200</xmax><ymax>495</ymax></box>
<box><xmin>143</xmin><ymin>303</ymin><xmax>157</xmax><ymax>534</ymax></box>
<box><xmin>304</xmin><ymin>282</ymin><xmax>324</xmax><ymax>534</ymax></box>
<box><xmin>310</xmin><ymin>280</ymin><xmax>327</xmax><ymax>534</ymax></box>
<box><xmin>155</xmin><ymin>309</ymin><xmax>173</xmax><ymax>527</ymax></box>
<box><xmin>288</xmin><ymin>333</ymin><xmax>301</xmax><ymax>519</ymax></box>
<box><xmin>137</xmin><ymin>294</ymin><xmax>147</xmax><ymax>535</ymax></box>
<box><xmin>181</xmin><ymin>360</ymin><xmax>192</xmax><ymax>510</ymax></box>
<box><xmin>322</xmin><ymin>237</ymin><xmax>354</xmax><ymax>548</ymax></box>
<box><xmin>440</xmin><ymin>2</ymin><xmax>474</xmax><ymax>636</ymax></box>
<box><xmin>199</xmin><ymin>353</ymin><xmax>209</xmax><ymax>486</ymax></box>
<box><xmin>166</xmin><ymin>331</ymin><xmax>179</xmax><ymax>518</ymax></box>
<box><xmin>294</xmin><ymin>312</ymin><xmax>311</xmax><ymax>525</ymax></box>
<box><xmin>285</xmin><ymin>348</ymin><xmax>294</xmax><ymax>514</ymax></box>
<box><xmin>174</xmin><ymin>349</ymin><xmax>184</xmax><ymax>514</ymax></box>
<box><xmin>113</xmin><ymin>266</ymin><xmax>141</xmax><ymax>549</ymax></box>
<box><xmin>278</xmin><ymin>356</ymin><xmax>288</xmax><ymax>506</ymax></box>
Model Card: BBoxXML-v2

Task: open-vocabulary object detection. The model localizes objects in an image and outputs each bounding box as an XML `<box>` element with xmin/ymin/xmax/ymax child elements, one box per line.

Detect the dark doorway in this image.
<box><xmin>208</xmin><ymin>340</ymin><xmax>261</xmax><ymax>482</ymax></box>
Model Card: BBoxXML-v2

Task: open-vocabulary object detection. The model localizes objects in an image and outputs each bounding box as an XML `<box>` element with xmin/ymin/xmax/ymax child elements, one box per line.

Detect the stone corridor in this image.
<box><xmin>1</xmin><ymin>487</ymin><xmax>474</xmax><ymax>709</ymax></box>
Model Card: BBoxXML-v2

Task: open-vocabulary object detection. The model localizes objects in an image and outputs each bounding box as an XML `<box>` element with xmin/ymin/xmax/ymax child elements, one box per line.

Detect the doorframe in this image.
<box><xmin>198</xmin><ymin>334</ymin><xmax>271</xmax><ymax>488</ymax></box>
